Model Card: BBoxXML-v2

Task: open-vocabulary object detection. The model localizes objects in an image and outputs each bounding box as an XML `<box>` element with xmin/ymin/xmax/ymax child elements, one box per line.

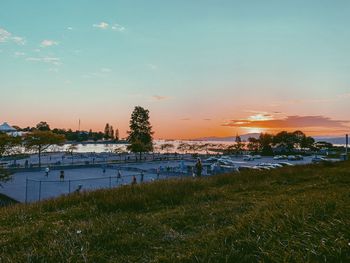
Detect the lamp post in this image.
<box><xmin>346</xmin><ymin>134</ymin><xmax>348</xmax><ymax>160</ymax></box>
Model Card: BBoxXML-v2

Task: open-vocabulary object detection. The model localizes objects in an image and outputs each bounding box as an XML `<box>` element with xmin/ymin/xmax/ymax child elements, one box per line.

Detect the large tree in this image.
<box><xmin>259</xmin><ymin>133</ymin><xmax>274</xmax><ymax>155</ymax></box>
<box><xmin>104</xmin><ymin>123</ymin><xmax>110</xmax><ymax>140</ymax></box>
<box><xmin>160</xmin><ymin>143</ymin><xmax>175</xmax><ymax>154</ymax></box>
<box><xmin>247</xmin><ymin>137</ymin><xmax>261</xmax><ymax>153</ymax></box>
<box><xmin>233</xmin><ymin>135</ymin><xmax>244</xmax><ymax>155</ymax></box>
<box><xmin>0</xmin><ymin>134</ymin><xmax>21</xmax><ymax>186</ymax></box>
<box><xmin>127</xmin><ymin>106</ymin><xmax>154</xmax><ymax>160</ymax></box>
<box><xmin>0</xmin><ymin>168</ymin><xmax>12</xmax><ymax>187</ymax></box>
<box><xmin>109</xmin><ymin>125</ymin><xmax>115</xmax><ymax>140</ymax></box>
<box><xmin>115</xmin><ymin>129</ymin><xmax>119</xmax><ymax>141</ymax></box>
<box><xmin>36</xmin><ymin>121</ymin><xmax>51</xmax><ymax>131</ymax></box>
<box><xmin>24</xmin><ymin>131</ymin><xmax>65</xmax><ymax>167</ymax></box>
<box><xmin>0</xmin><ymin>133</ymin><xmax>21</xmax><ymax>158</ymax></box>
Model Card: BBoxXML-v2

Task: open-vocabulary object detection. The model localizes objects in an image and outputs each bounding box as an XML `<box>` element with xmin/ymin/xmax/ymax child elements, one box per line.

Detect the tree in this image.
<box><xmin>115</xmin><ymin>129</ymin><xmax>119</xmax><ymax>141</ymax></box>
<box><xmin>233</xmin><ymin>135</ymin><xmax>244</xmax><ymax>155</ymax></box>
<box><xmin>273</xmin><ymin>131</ymin><xmax>296</xmax><ymax>151</ymax></box>
<box><xmin>114</xmin><ymin>146</ymin><xmax>124</xmax><ymax>161</ymax></box>
<box><xmin>247</xmin><ymin>137</ymin><xmax>260</xmax><ymax>153</ymax></box>
<box><xmin>0</xmin><ymin>133</ymin><xmax>21</xmax><ymax>158</ymax></box>
<box><xmin>127</xmin><ymin>106</ymin><xmax>154</xmax><ymax>160</ymax></box>
<box><xmin>67</xmin><ymin>144</ymin><xmax>78</xmax><ymax>164</ymax></box>
<box><xmin>301</xmin><ymin>136</ymin><xmax>315</xmax><ymax>149</ymax></box>
<box><xmin>36</xmin><ymin>121</ymin><xmax>50</xmax><ymax>131</ymax></box>
<box><xmin>160</xmin><ymin>143</ymin><xmax>175</xmax><ymax>154</ymax></box>
<box><xmin>177</xmin><ymin>142</ymin><xmax>191</xmax><ymax>154</ymax></box>
<box><xmin>0</xmin><ymin>168</ymin><xmax>12</xmax><ymax>187</ymax></box>
<box><xmin>24</xmin><ymin>131</ymin><xmax>65</xmax><ymax>167</ymax></box>
<box><xmin>0</xmin><ymin>134</ymin><xmax>20</xmax><ymax>186</ymax></box>
<box><xmin>259</xmin><ymin>133</ymin><xmax>273</xmax><ymax>155</ymax></box>
<box><xmin>104</xmin><ymin>123</ymin><xmax>110</xmax><ymax>140</ymax></box>
<box><xmin>109</xmin><ymin>125</ymin><xmax>115</xmax><ymax>140</ymax></box>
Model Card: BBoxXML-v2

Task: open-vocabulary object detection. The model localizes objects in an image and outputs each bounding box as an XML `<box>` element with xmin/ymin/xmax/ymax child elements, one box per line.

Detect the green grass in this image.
<box><xmin>0</xmin><ymin>161</ymin><xmax>349</xmax><ymax>262</ymax></box>
<box><xmin>0</xmin><ymin>193</ymin><xmax>18</xmax><ymax>207</ymax></box>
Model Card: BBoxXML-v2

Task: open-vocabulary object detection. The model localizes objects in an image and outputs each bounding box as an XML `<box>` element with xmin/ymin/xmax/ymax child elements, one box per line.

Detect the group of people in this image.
<box><xmin>44</xmin><ymin>167</ymin><xmax>65</xmax><ymax>181</ymax></box>
<box><xmin>42</xmin><ymin>159</ymin><xmax>203</xmax><ymax>192</ymax></box>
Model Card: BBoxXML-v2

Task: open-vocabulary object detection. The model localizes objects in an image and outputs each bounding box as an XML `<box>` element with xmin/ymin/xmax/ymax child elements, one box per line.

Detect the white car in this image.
<box><xmin>278</xmin><ymin>162</ymin><xmax>294</xmax><ymax>166</ymax></box>
<box><xmin>243</xmin><ymin>155</ymin><xmax>254</xmax><ymax>161</ymax></box>
<box><xmin>205</xmin><ymin>157</ymin><xmax>219</xmax><ymax>163</ymax></box>
<box><xmin>312</xmin><ymin>156</ymin><xmax>327</xmax><ymax>163</ymax></box>
<box><xmin>218</xmin><ymin>158</ymin><xmax>236</xmax><ymax>166</ymax></box>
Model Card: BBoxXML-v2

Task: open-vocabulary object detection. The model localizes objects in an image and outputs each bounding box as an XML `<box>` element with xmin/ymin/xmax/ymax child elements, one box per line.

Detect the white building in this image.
<box><xmin>0</xmin><ymin>122</ymin><xmax>21</xmax><ymax>136</ymax></box>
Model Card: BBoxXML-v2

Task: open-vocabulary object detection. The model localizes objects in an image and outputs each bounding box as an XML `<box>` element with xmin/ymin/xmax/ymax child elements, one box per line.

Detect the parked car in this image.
<box><xmin>278</xmin><ymin>162</ymin><xmax>294</xmax><ymax>166</ymax></box>
<box><xmin>312</xmin><ymin>156</ymin><xmax>327</xmax><ymax>163</ymax></box>
<box><xmin>205</xmin><ymin>157</ymin><xmax>219</xmax><ymax>163</ymax></box>
<box><xmin>295</xmin><ymin>155</ymin><xmax>304</xmax><ymax>160</ymax></box>
<box><xmin>238</xmin><ymin>166</ymin><xmax>253</xmax><ymax>172</ymax></box>
<box><xmin>287</xmin><ymin>155</ymin><xmax>297</xmax><ymax>161</ymax></box>
<box><xmin>243</xmin><ymin>155</ymin><xmax>254</xmax><ymax>161</ymax></box>
<box><xmin>273</xmin><ymin>155</ymin><xmax>288</xmax><ymax>160</ymax></box>
<box><xmin>256</xmin><ymin>163</ymin><xmax>277</xmax><ymax>169</ymax></box>
<box><xmin>217</xmin><ymin>158</ymin><xmax>236</xmax><ymax>166</ymax></box>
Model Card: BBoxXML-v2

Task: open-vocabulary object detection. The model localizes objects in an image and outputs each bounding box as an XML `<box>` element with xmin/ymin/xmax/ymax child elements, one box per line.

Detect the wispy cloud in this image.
<box><xmin>223</xmin><ymin>115</ymin><xmax>350</xmax><ymax>130</ymax></box>
<box><xmin>152</xmin><ymin>95</ymin><xmax>171</xmax><ymax>101</ymax></box>
<box><xmin>147</xmin><ymin>63</ymin><xmax>158</xmax><ymax>70</ymax></box>
<box><xmin>67</xmin><ymin>27</ymin><xmax>73</xmax><ymax>30</ymax></box>
<box><xmin>270</xmin><ymin>93</ymin><xmax>350</xmax><ymax>107</ymax></box>
<box><xmin>12</xmin><ymin>36</ymin><xmax>26</xmax><ymax>45</ymax></box>
<box><xmin>0</xmin><ymin>27</ymin><xmax>26</xmax><ymax>45</ymax></box>
<box><xmin>26</xmin><ymin>56</ymin><xmax>61</xmax><ymax>66</ymax></box>
<box><xmin>14</xmin><ymin>51</ymin><xmax>25</xmax><ymax>57</ymax></box>
<box><xmin>100</xmin><ymin>67</ymin><xmax>112</xmax><ymax>73</ymax></box>
<box><xmin>40</xmin><ymin>40</ymin><xmax>58</xmax><ymax>47</ymax></box>
<box><xmin>111</xmin><ymin>24</ymin><xmax>125</xmax><ymax>32</ymax></box>
<box><xmin>93</xmin><ymin>22</ymin><xmax>125</xmax><ymax>32</ymax></box>
<box><xmin>48</xmin><ymin>68</ymin><xmax>59</xmax><ymax>73</ymax></box>
<box><xmin>93</xmin><ymin>22</ymin><xmax>109</xmax><ymax>29</ymax></box>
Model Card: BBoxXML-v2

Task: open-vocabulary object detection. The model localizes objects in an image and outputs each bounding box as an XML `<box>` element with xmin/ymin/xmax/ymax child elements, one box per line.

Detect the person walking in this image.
<box><xmin>117</xmin><ymin>170</ymin><xmax>122</xmax><ymax>184</ymax></box>
<box><xmin>75</xmin><ymin>184</ymin><xmax>83</xmax><ymax>193</ymax></box>
<box><xmin>156</xmin><ymin>167</ymin><xmax>160</xmax><ymax>180</ymax></box>
<box><xmin>45</xmin><ymin>167</ymin><xmax>50</xmax><ymax>177</ymax></box>
<box><xmin>195</xmin><ymin>158</ymin><xmax>203</xmax><ymax>177</ymax></box>
<box><xmin>131</xmin><ymin>175</ymin><xmax>137</xmax><ymax>185</ymax></box>
<box><xmin>140</xmin><ymin>171</ymin><xmax>144</xmax><ymax>183</ymax></box>
<box><xmin>60</xmin><ymin>170</ymin><xmax>65</xmax><ymax>181</ymax></box>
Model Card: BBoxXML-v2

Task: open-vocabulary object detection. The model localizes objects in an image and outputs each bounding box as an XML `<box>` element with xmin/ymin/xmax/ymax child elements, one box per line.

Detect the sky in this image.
<box><xmin>1</xmin><ymin>0</ymin><xmax>349</xmax><ymax>139</ymax></box>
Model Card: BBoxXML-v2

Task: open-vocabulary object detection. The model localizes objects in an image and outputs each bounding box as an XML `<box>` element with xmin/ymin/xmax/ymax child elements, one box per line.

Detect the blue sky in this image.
<box><xmin>1</xmin><ymin>0</ymin><xmax>349</xmax><ymax>138</ymax></box>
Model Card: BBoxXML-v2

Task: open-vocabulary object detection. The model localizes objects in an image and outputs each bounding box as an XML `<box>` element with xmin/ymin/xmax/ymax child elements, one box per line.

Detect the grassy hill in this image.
<box><xmin>0</xmin><ymin>161</ymin><xmax>349</xmax><ymax>262</ymax></box>
<box><xmin>0</xmin><ymin>193</ymin><xmax>18</xmax><ymax>207</ymax></box>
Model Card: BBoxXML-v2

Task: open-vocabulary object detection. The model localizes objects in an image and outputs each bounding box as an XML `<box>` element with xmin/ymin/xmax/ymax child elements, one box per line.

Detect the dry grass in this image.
<box><xmin>0</xmin><ymin>161</ymin><xmax>349</xmax><ymax>262</ymax></box>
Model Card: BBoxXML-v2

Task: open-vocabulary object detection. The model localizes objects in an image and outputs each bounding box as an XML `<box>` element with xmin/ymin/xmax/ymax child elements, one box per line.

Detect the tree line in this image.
<box><xmin>0</xmin><ymin>106</ymin><xmax>154</xmax><ymax>169</ymax></box>
<box><xmin>15</xmin><ymin>121</ymin><xmax>120</xmax><ymax>142</ymax></box>
<box><xmin>225</xmin><ymin>130</ymin><xmax>316</xmax><ymax>155</ymax></box>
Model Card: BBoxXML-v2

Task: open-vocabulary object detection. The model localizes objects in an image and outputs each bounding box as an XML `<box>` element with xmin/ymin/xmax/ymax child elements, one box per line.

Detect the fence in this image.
<box><xmin>24</xmin><ymin>172</ymin><xmax>173</xmax><ymax>203</ymax></box>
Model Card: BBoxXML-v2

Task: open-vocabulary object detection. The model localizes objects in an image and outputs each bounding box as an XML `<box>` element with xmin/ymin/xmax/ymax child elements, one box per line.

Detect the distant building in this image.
<box><xmin>0</xmin><ymin>122</ymin><xmax>21</xmax><ymax>136</ymax></box>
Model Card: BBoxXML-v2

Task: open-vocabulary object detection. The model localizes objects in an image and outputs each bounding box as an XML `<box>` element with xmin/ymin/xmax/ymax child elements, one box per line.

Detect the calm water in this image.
<box><xmin>26</xmin><ymin>140</ymin><xmax>347</xmax><ymax>154</ymax></box>
<box><xmin>56</xmin><ymin>140</ymin><xmax>234</xmax><ymax>154</ymax></box>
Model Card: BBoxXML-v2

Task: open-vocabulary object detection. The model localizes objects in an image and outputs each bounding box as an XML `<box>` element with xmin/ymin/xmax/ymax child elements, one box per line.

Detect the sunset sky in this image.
<box><xmin>1</xmin><ymin>0</ymin><xmax>349</xmax><ymax>139</ymax></box>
